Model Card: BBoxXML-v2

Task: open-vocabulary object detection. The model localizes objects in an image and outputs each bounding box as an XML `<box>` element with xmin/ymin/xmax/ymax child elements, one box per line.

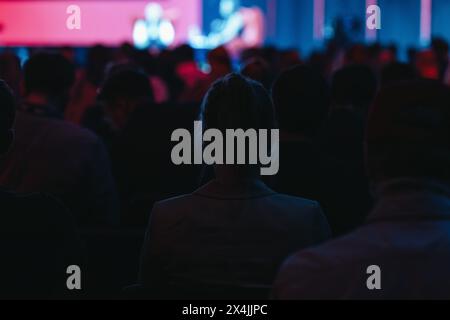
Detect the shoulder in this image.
<box><xmin>0</xmin><ymin>190</ymin><xmax>72</xmax><ymax>227</ymax></box>
<box><xmin>270</xmin><ymin>193</ymin><xmax>320</xmax><ymax>209</ymax></box>
<box><xmin>18</xmin><ymin>112</ymin><xmax>100</xmax><ymax>144</ymax></box>
<box><xmin>151</xmin><ymin>193</ymin><xmax>197</xmax><ymax>218</ymax></box>
<box><xmin>274</xmin><ymin>227</ymin><xmax>378</xmax><ymax>299</ymax></box>
<box><xmin>265</xmin><ymin>193</ymin><xmax>326</xmax><ymax>222</ymax></box>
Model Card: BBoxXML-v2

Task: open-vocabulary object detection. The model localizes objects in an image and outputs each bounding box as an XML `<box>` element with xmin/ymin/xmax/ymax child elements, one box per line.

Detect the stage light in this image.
<box><xmin>160</xmin><ymin>20</ymin><xmax>175</xmax><ymax>46</ymax></box>
<box><xmin>133</xmin><ymin>19</ymin><xmax>149</xmax><ymax>49</ymax></box>
<box><xmin>145</xmin><ymin>3</ymin><xmax>163</xmax><ymax>22</ymax></box>
<box><xmin>420</xmin><ymin>0</ymin><xmax>432</xmax><ymax>45</ymax></box>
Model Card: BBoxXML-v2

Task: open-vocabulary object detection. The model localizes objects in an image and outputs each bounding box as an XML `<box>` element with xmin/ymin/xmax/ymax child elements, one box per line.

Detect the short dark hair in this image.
<box><xmin>272</xmin><ymin>65</ymin><xmax>329</xmax><ymax>136</ymax></box>
<box><xmin>332</xmin><ymin>64</ymin><xmax>377</xmax><ymax>110</ymax></box>
<box><xmin>0</xmin><ymin>79</ymin><xmax>15</xmax><ymax>132</ymax></box>
<box><xmin>98</xmin><ymin>67</ymin><xmax>154</xmax><ymax>105</ymax></box>
<box><xmin>366</xmin><ymin>80</ymin><xmax>450</xmax><ymax>182</ymax></box>
<box><xmin>381</xmin><ymin>62</ymin><xmax>417</xmax><ymax>87</ymax></box>
<box><xmin>23</xmin><ymin>52</ymin><xmax>75</xmax><ymax>97</ymax></box>
<box><xmin>202</xmin><ymin>73</ymin><xmax>276</xmax><ymax>131</ymax></box>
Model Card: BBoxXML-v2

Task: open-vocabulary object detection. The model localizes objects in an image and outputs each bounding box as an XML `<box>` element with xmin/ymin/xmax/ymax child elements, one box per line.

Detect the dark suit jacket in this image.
<box><xmin>274</xmin><ymin>179</ymin><xmax>450</xmax><ymax>300</ymax></box>
<box><xmin>0</xmin><ymin>190</ymin><xmax>83</xmax><ymax>299</ymax></box>
<box><xmin>0</xmin><ymin>111</ymin><xmax>119</xmax><ymax>226</ymax></box>
<box><xmin>138</xmin><ymin>179</ymin><xmax>331</xmax><ymax>298</ymax></box>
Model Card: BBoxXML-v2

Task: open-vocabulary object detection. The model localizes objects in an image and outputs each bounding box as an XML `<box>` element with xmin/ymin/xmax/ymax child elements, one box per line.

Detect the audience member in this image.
<box><xmin>274</xmin><ymin>80</ymin><xmax>450</xmax><ymax>299</ymax></box>
<box><xmin>0</xmin><ymin>80</ymin><xmax>83</xmax><ymax>299</ymax></box>
<box><xmin>138</xmin><ymin>73</ymin><xmax>331</xmax><ymax>299</ymax></box>
<box><xmin>268</xmin><ymin>65</ymin><xmax>329</xmax><ymax>202</ymax></box>
<box><xmin>0</xmin><ymin>52</ymin><xmax>21</xmax><ymax>99</ymax></box>
<box><xmin>316</xmin><ymin>64</ymin><xmax>377</xmax><ymax>235</ymax></box>
<box><xmin>180</xmin><ymin>46</ymin><xmax>232</xmax><ymax>103</ymax></box>
<box><xmin>0</xmin><ymin>52</ymin><xmax>119</xmax><ymax>226</ymax></box>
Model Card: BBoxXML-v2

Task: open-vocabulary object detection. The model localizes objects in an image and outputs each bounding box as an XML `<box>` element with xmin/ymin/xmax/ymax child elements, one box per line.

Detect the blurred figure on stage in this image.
<box><xmin>189</xmin><ymin>0</ymin><xmax>265</xmax><ymax>56</ymax></box>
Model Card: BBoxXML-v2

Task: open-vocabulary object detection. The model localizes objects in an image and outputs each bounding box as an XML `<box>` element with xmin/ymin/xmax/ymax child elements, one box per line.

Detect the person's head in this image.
<box><xmin>202</xmin><ymin>73</ymin><xmax>276</xmax><ymax>176</ymax></box>
<box><xmin>86</xmin><ymin>45</ymin><xmax>112</xmax><ymax>86</ymax></box>
<box><xmin>202</xmin><ymin>73</ymin><xmax>275</xmax><ymax>130</ymax></box>
<box><xmin>381</xmin><ymin>62</ymin><xmax>417</xmax><ymax>87</ymax></box>
<box><xmin>331</xmin><ymin>64</ymin><xmax>377</xmax><ymax>113</ymax></box>
<box><xmin>241</xmin><ymin>58</ymin><xmax>272</xmax><ymax>89</ymax></box>
<box><xmin>0</xmin><ymin>80</ymin><xmax>16</xmax><ymax>155</ymax></box>
<box><xmin>23</xmin><ymin>52</ymin><xmax>75</xmax><ymax>110</ymax></box>
<box><xmin>220</xmin><ymin>0</ymin><xmax>239</xmax><ymax>18</ymax></box>
<box><xmin>366</xmin><ymin>80</ymin><xmax>450</xmax><ymax>185</ymax></box>
<box><xmin>415</xmin><ymin>50</ymin><xmax>440</xmax><ymax>80</ymax></box>
<box><xmin>173</xmin><ymin>44</ymin><xmax>195</xmax><ymax>64</ymax></box>
<box><xmin>0</xmin><ymin>52</ymin><xmax>21</xmax><ymax>98</ymax></box>
<box><xmin>207</xmin><ymin>46</ymin><xmax>232</xmax><ymax>76</ymax></box>
<box><xmin>98</xmin><ymin>66</ymin><xmax>154</xmax><ymax>129</ymax></box>
<box><xmin>272</xmin><ymin>65</ymin><xmax>330</xmax><ymax>138</ymax></box>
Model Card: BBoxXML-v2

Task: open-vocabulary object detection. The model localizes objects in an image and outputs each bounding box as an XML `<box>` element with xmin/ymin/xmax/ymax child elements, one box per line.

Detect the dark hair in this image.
<box><xmin>98</xmin><ymin>67</ymin><xmax>154</xmax><ymax>105</ymax></box>
<box><xmin>207</xmin><ymin>46</ymin><xmax>232</xmax><ymax>71</ymax></box>
<box><xmin>381</xmin><ymin>62</ymin><xmax>417</xmax><ymax>87</ymax></box>
<box><xmin>0</xmin><ymin>80</ymin><xmax>15</xmax><ymax>132</ymax></box>
<box><xmin>272</xmin><ymin>65</ymin><xmax>329</xmax><ymax>137</ymax></box>
<box><xmin>23</xmin><ymin>52</ymin><xmax>75</xmax><ymax>97</ymax></box>
<box><xmin>202</xmin><ymin>73</ymin><xmax>276</xmax><ymax>131</ymax></box>
<box><xmin>86</xmin><ymin>45</ymin><xmax>112</xmax><ymax>86</ymax></box>
<box><xmin>0</xmin><ymin>52</ymin><xmax>21</xmax><ymax>96</ymax></box>
<box><xmin>241</xmin><ymin>58</ymin><xmax>272</xmax><ymax>90</ymax></box>
<box><xmin>366</xmin><ymin>80</ymin><xmax>450</xmax><ymax>182</ymax></box>
<box><xmin>332</xmin><ymin>64</ymin><xmax>377</xmax><ymax>110</ymax></box>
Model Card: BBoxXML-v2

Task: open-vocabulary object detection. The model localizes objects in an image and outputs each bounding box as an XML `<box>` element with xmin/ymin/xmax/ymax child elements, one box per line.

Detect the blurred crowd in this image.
<box><xmin>0</xmin><ymin>37</ymin><xmax>449</xmax><ymax>299</ymax></box>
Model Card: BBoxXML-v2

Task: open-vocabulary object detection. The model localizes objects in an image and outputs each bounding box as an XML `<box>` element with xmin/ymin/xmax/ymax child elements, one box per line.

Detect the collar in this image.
<box><xmin>193</xmin><ymin>178</ymin><xmax>277</xmax><ymax>200</ymax></box>
<box><xmin>367</xmin><ymin>178</ymin><xmax>450</xmax><ymax>224</ymax></box>
<box><xmin>20</xmin><ymin>102</ymin><xmax>63</xmax><ymax>120</ymax></box>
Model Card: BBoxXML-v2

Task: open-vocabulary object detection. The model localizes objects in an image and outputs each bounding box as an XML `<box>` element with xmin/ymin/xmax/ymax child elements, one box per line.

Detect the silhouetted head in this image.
<box><xmin>207</xmin><ymin>46</ymin><xmax>232</xmax><ymax>76</ymax></box>
<box><xmin>173</xmin><ymin>44</ymin><xmax>195</xmax><ymax>63</ymax></box>
<box><xmin>241</xmin><ymin>58</ymin><xmax>272</xmax><ymax>89</ymax></box>
<box><xmin>202</xmin><ymin>73</ymin><xmax>276</xmax><ymax>178</ymax></box>
<box><xmin>366</xmin><ymin>80</ymin><xmax>450</xmax><ymax>184</ymax></box>
<box><xmin>202</xmin><ymin>73</ymin><xmax>275</xmax><ymax>131</ymax></box>
<box><xmin>0</xmin><ymin>80</ymin><xmax>16</xmax><ymax>155</ymax></box>
<box><xmin>86</xmin><ymin>45</ymin><xmax>112</xmax><ymax>86</ymax></box>
<box><xmin>381</xmin><ymin>62</ymin><xmax>417</xmax><ymax>87</ymax></box>
<box><xmin>0</xmin><ymin>52</ymin><xmax>21</xmax><ymax>97</ymax></box>
<box><xmin>331</xmin><ymin>64</ymin><xmax>377</xmax><ymax>112</ymax></box>
<box><xmin>272</xmin><ymin>65</ymin><xmax>330</xmax><ymax>137</ymax></box>
<box><xmin>98</xmin><ymin>66</ymin><xmax>154</xmax><ymax>129</ymax></box>
<box><xmin>23</xmin><ymin>52</ymin><xmax>75</xmax><ymax>110</ymax></box>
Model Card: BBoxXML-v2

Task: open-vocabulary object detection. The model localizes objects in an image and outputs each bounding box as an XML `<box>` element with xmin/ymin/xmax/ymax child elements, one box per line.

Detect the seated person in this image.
<box><xmin>0</xmin><ymin>80</ymin><xmax>82</xmax><ymax>299</ymax></box>
<box><xmin>315</xmin><ymin>65</ymin><xmax>377</xmax><ymax>236</ymax></box>
<box><xmin>274</xmin><ymin>80</ymin><xmax>450</xmax><ymax>299</ymax></box>
<box><xmin>267</xmin><ymin>65</ymin><xmax>329</xmax><ymax>206</ymax></box>
<box><xmin>0</xmin><ymin>53</ymin><xmax>119</xmax><ymax>226</ymax></box>
<box><xmin>138</xmin><ymin>73</ymin><xmax>331</xmax><ymax>299</ymax></box>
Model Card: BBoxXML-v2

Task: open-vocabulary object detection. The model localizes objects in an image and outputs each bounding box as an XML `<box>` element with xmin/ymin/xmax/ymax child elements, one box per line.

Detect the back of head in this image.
<box><xmin>0</xmin><ymin>52</ymin><xmax>21</xmax><ymax>96</ymax></box>
<box><xmin>272</xmin><ymin>65</ymin><xmax>329</xmax><ymax>137</ymax></box>
<box><xmin>202</xmin><ymin>73</ymin><xmax>275</xmax><ymax>131</ymax></box>
<box><xmin>366</xmin><ymin>80</ymin><xmax>450</xmax><ymax>184</ymax></box>
<box><xmin>381</xmin><ymin>62</ymin><xmax>417</xmax><ymax>87</ymax></box>
<box><xmin>23</xmin><ymin>52</ymin><xmax>75</xmax><ymax>98</ymax></box>
<box><xmin>86</xmin><ymin>45</ymin><xmax>112</xmax><ymax>86</ymax></box>
<box><xmin>173</xmin><ymin>44</ymin><xmax>195</xmax><ymax>63</ymax></box>
<box><xmin>241</xmin><ymin>58</ymin><xmax>272</xmax><ymax>90</ymax></box>
<box><xmin>207</xmin><ymin>46</ymin><xmax>232</xmax><ymax>74</ymax></box>
<box><xmin>98</xmin><ymin>66</ymin><xmax>154</xmax><ymax>129</ymax></box>
<box><xmin>0</xmin><ymin>80</ymin><xmax>16</xmax><ymax>155</ymax></box>
<box><xmin>98</xmin><ymin>66</ymin><xmax>154</xmax><ymax>106</ymax></box>
<box><xmin>332</xmin><ymin>64</ymin><xmax>377</xmax><ymax>111</ymax></box>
